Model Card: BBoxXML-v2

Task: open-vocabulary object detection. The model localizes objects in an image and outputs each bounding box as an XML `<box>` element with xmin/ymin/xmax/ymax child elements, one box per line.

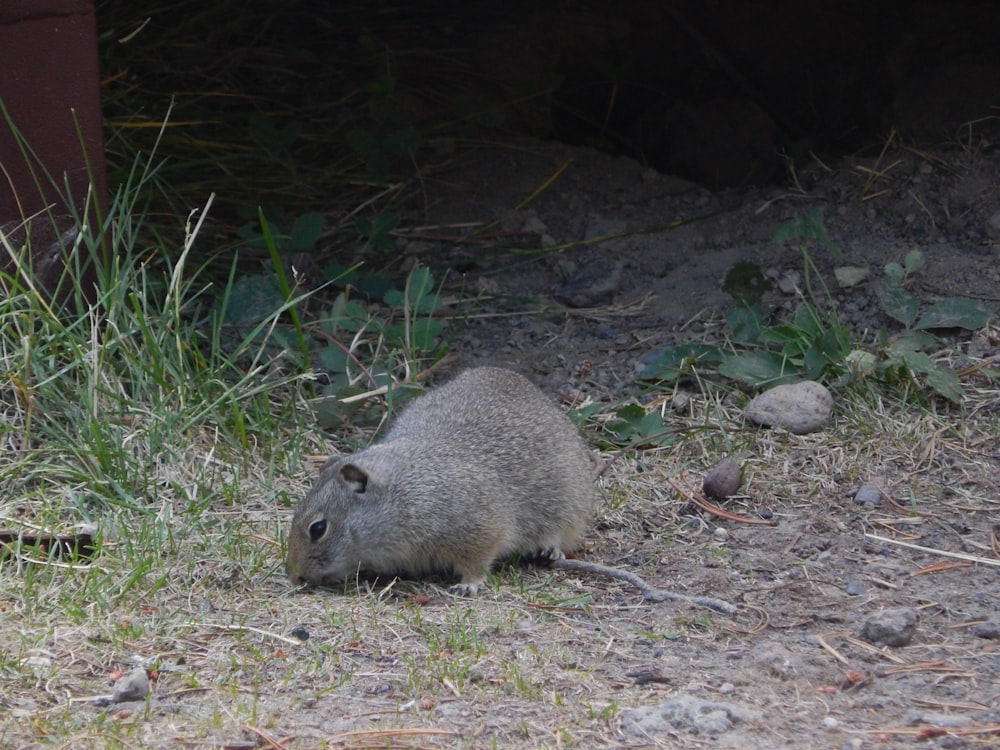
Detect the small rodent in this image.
<box><xmin>285</xmin><ymin>366</ymin><xmax>596</xmax><ymax>595</ymax></box>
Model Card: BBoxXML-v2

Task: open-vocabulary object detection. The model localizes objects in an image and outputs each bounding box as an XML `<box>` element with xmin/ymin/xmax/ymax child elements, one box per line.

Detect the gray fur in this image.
<box><xmin>285</xmin><ymin>367</ymin><xmax>595</xmax><ymax>595</ymax></box>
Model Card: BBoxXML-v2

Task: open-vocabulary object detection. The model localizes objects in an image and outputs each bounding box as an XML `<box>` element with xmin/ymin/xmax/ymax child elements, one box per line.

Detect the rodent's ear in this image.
<box><xmin>339</xmin><ymin>463</ymin><xmax>369</xmax><ymax>493</ymax></box>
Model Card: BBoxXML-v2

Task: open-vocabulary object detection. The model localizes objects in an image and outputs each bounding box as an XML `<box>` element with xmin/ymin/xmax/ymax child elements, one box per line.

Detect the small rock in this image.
<box><xmin>112</xmin><ymin>667</ymin><xmax>150</xmax><ymax>703</ymax></box>
<box><xmin>857</xmin><ymin>607</ymin><xmax>919</xmax><ymax>647</ymax></box>
<box><xmin>853</xmin><ymin>485</ymin><xmax>882</xmax><ymax>507</ymax></box>
<box><xmin>703</xmin><ymin>458</ymin><xmax>742</xmax><ymax>500</ymax></box>
<box><xmin>744</xmin><ymin>381</ymin><xmax>833</xmax><ymax>434</ymax></box>
<box><xmin>670</xmin><ymin>391</ymin><xmax>691</xmax><ymax>411</ymax></box>
<box><xmin>777</xmin><ymin>270</ymin><xmax>801</xmax><ymax>294</ymax></box>
<box><xmin>834</xmin><ymin>265</ymin><xmax>870</xmax><ymax>288</ymax></box>
<box><xmin>904</xmin><ymin>710</ymin><xmax>971</xmax><ymax>728</ymax></box>
<box><xmin>622</xmin><ymin>694</ymin><xmax>758</xmax><ymax>738</ymax></box>
<box><xmin>969</xmin><ymin>621</ymin><xmax>999</xmax><ymax>639</ymax></box>
<box><xmin>845</xmin><ymin>580</ymin><xmax>866</xmax><ymax>596</ymax></box>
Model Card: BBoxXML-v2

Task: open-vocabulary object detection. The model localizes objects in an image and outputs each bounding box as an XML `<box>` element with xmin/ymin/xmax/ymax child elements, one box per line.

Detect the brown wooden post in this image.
<box><xmin>0</xmin><ymin>0</ymin><xmax>107</xmax><ymax>294</ymax></box>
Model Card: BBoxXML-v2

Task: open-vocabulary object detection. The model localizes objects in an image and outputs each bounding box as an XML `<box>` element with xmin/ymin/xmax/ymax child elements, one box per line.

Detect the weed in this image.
<box><xmin>640</xmin><ymin>212</ymin><xmax>993</xmax><ymax>403</ymax></box>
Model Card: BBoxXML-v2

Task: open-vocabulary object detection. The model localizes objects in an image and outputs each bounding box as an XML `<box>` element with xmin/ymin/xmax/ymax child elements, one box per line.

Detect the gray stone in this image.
<box><xmin>970</xmin><ymin>621</ymin><xmax>999</xmax><ymax>639</ymax></box>
<box><xmin>834</xmin><ymin>265</ymin><xmax>870</xmax><ymax>288</ymax></box>
<box><xmin>777</xmin><ymin>270</ymin><xmax>801</xmax><ymax>294</ymax></box>
<box><xmin>111</xmin><ymin>667</ymin><xmax>150</xmax><ymax>703</ymax></box>
<box><xmin>857</xmin><ymin>607</ymin><xmax>919</xmax><ymax>647</ymax></box>
<box><xmin>744</xmin><ymin>381</ymin><xmax>833</xmax><ymax>434</ymax></box>
<box><xmin>853</xmin><ymin>485</ymin><xmax>882</xmax><ymax>507</ymax></box>
<box><xmin>845</xmin><ymin>580</ymin><xmax>866</xmax><ymax>596</ymax></box>
<box><xmin>622</xmin><ymin>694</ymin><xmax>758</xmax><ymax>738</ymax></box>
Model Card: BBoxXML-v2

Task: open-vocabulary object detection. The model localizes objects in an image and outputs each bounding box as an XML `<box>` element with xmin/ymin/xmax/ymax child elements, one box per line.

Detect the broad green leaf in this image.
<box><xmin>323</xmin><ymin>263</ymin><xmax>359</xmax><ymax>286</ymax></box>
<box><xmin>900</xmin><ymin>350</ymin><xmax>936</xmax><ymax>373</ymax></box>
<box><xmin>803</xmin><ymin>328</ymin><xmax>849</xmax><ymax>379</ymax></box>
<box><xmin>355</xmin><ymin>274</ymin><xmax>392</xmax><ymax>299</ymax></box>
<box><xmin>290</xmin><ymin>212</ymin><xmax>324</xmax><ymax>252</ymax></box>
<box><xmin>317</xmin><ymin>344</ymin><xmax>349</xmax><ymax>372</ymax></box>
<box><xmin>725</xmin><ymin>305</ymin><xmax>766</xmax><ymax>344</ymax></box>
<box><xmin>878</xmin><ymin>282</ymin><xmax>919</xmax><ymax>327</ymax></box>
<box><xmin>718</xmin><ymin>351</ymin><xmax>792</xmax><ymax>385</ymax></box>
<box><xmin>914</xmin><ymin>298</ymin><xmax>993</xmax><ymax>331</ymax></box>
<box><xmin>602</xmin><ymin>404</ymin><xmax>669</xmax><ymax>446</ymax></box>
<box><xmin>761</xmin><ymin>324</ymin><xmax>808</xmax><ymax>351</ymax></box>
<box><xmin>218</xmin><ymin>274</ymin><xmax>285</xmax><ymax>326</ymax></box>
<box><xmin>773</xmin><ymin>207</ymin><xmax>841</xmax><ymax>258</ymax></box>
<box><xmin>846</xmin><ymin>349</ymin><xmax>877</xmax><ymax>375</ymax></box>
<box><xmin>638</xmin><ymin>344</ymin><xmax>725</xmax><ymax>381</ymax></box>
<box><xmin>922</xmin><ymin>365</ymin><xmax>963</xmax><ymax>403</ymax></box>
<box><xmin>890</xmin><ymin>330</ymin><xmax>938</xmax><ymax>353</ymax></box>
<box><xmin>793</xmin><ymin>303</ymin><xmax>823</xmax><ymax>335</ymax></box>
<box><xmin>723</xmin><ymin>262</ymin><xmax>771</xmax><ymax>305</ymax></box>
<box><xmin>883</xmin><ymin>262</ymin><xmax>905</xmax><ymax>283</ymax></box>
<box><xmin>903</xmin><ymin>249</ymin><xmax>925</xmax><ymax>276</ymax></box>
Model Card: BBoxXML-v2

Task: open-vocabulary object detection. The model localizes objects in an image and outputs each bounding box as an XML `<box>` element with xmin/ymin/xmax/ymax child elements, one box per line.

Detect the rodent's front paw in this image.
<box><xmin>447</xmin><ymin>582</ymin><xmax>484</xmax><ymax>597</ymax></box>
<box><xmin>533</xmin><ymin>546</ymin><xmax>566</xmax><ymax>563</ymax></box>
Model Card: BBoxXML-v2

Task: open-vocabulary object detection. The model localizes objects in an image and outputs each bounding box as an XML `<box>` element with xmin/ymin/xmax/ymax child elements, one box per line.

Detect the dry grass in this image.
<box><xmin>6</xmin><ymin>349</ymin><xmax>998</xmax><ymax>748</ymax></box>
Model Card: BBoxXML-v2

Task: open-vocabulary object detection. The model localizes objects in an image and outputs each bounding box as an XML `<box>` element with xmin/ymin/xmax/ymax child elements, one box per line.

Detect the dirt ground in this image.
<box><xmin>304</xmin><ymin>134</ymin><xmax>999</xmax><ymax>748</ymax></box>
<box><xmin>8</xmin><ymin>135</ymin><xmax>999</xmax><ymax>750</ymax></box>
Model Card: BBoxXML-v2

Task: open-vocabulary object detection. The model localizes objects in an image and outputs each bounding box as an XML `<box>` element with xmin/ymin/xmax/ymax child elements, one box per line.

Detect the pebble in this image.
<box><xmin>621</xmin><ymin>694</ymin><xmax>759</xmax><ymax>738</ymax></box>
<box><xmin>834</xmin><ymin>265</ymin><xmax>869</xmax><ymax>288</ymax></box>
<box><xmin>853</xmin><ymin>485</ymin><xmax>882</xmax><ymax>507</ymax></box>
<box><xmin>777</xmin><ymin>270</ymin><xmax>801</xmax><ymax>294</ymax></box>
<box><xmin>969</xmin><ymin>621</ymin><xmax>999</xmax><ymax>639</ymax></box>
<box><xmin>845</xmin><ymin>580</ymin><xmax>866</xmax><ymax>596</ymax></box>
<box><xmin>703</xmin><ymin>458</ymin><xmax>742</xmax><ymax>500</ymax></box>
<box><xmin>670</xmin><ymin>391</ymin><xmax>691</xmax><ymax>411</ymax></box>
<box><xmin>744</xmin><ymin>381</ymin><xmax>833</xmax><ymax>434</ymax></box>
<box><xmin>111</xmin><ymin>667</ymin><xmax>150</xmax><ymax>703</ymax></box>
<box><xmin>857</xmin><ymin>607</ymin><xmax>919</xmax><ymax>647</ymax></box>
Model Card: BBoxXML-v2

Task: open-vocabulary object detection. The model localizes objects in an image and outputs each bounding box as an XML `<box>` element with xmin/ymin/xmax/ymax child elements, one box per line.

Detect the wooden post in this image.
<box><xmin>0</xmin><ymin>0</ymin><xmax>107</xmax><ymax>294</ymax></box>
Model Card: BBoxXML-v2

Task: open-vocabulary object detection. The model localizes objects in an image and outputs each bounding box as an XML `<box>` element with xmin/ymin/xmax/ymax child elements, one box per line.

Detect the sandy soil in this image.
<box><xmin>7</xmin><ymin>135</ymin><xmax>998</xmax><ymax>750</ymax></box>
<box><xmin>346</xmin><ymin>134</ymin><xmax>1000</xmax><ymax>748</ymax></box>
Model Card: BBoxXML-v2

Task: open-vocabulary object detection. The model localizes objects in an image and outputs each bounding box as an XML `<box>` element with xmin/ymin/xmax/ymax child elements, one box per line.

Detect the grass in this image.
<box><xmin>3</xmin><ymin>190</ymin><xmax>1000</xmax><ymax>747</ymax></box>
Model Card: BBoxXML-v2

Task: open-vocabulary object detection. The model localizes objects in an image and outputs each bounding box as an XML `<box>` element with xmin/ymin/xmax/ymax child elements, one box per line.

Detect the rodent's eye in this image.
<box><xmin>308</xmin><ymin>519</ymin><xmax>327</xmax><ymax>542</ymax></box>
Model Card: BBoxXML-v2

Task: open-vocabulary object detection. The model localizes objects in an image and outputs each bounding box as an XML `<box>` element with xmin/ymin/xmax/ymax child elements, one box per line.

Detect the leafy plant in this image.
<box><xmin>877</xmin><ymin>249</ymin><xmax>990</xmax><ymax>331</ymax></box>
<box><xmin>310</xmin><ymin>264</ymin><xmax>448</xmax><ymax>429</ymax></box>
<box><xmin>236</xmin><ymin>209</ymin><xmax>325</xmax><ymax>256</ymax></box>
<box><xmin>641</xmin><ymin>215</ymin><xmax>993</xmax><ymax>402</ymax></box>
<box><xmin>773</xmin><ymin>206</ymin><xmax>842</xmax><ymax>300</ymax></box>
<box><xmin>861</xmin><ymin>249</ymin><xmax>993</xmax><ymax>402</ymax></box>
<box><xmin>355</xmin><ymin>208</ymin><xmax>400</xmax><ymax>251</ymax></box>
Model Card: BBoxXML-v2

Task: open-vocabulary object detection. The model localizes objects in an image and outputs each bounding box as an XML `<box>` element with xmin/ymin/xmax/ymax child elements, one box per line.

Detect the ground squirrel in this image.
<box><xmin>285</xmin><ymin>366</ymin><xmax>596</xmax><ymax>595</ymax></box>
